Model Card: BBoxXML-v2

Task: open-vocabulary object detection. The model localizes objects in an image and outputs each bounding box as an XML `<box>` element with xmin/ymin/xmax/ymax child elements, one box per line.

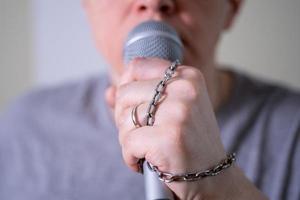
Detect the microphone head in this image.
<box><xmin>123</xmin><ymin>20</ymin><xmax>183</xmax><ymax>63</ymax></box>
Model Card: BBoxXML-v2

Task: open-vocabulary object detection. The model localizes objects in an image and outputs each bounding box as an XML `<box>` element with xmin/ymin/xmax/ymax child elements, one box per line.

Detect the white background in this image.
<box><xmin>1</xmin><ymin>0</ymin><xmax>300</xmax><ymax>109</ymax></box>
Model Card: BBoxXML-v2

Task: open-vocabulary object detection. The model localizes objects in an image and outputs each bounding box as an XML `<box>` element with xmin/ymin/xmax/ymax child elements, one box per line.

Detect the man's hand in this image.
<box><xmin>105</xmin><ymin>58</ymin><xmax>267</xmax><ymax>200</ymax></box>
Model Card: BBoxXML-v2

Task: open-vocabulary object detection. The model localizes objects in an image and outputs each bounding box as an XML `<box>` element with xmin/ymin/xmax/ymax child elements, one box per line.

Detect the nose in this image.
<box><xmin>133</xmin><ymin>0</ymin><xmax>176</xmax><ymax>17</ymax></box>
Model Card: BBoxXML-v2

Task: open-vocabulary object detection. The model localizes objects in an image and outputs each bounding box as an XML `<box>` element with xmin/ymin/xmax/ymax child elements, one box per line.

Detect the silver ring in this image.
<box><xmin>131</xmin><ymin>104</ymin><xmax>142</xmax><ymax>128</ymax></box>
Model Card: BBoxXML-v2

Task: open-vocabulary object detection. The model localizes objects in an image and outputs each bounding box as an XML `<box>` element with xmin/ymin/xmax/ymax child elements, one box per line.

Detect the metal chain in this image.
<box><xmin>146</xmin><ymin>153</ymin><xmax>236</xmax><ymax>183</ymax></box>
<box><xmin>143</xmin><ymin>60</ymin><xmax>236</xmax><ymax>183</ymax></box>
<box><xmin>138</xmin><ymin>60</ymin><xmax>180</xmax><ymax>172</ymax></box>
<box><xmin>145</xmin><ymin>59</ymin><xmax>181</xmax><ymax>126</ymax></box>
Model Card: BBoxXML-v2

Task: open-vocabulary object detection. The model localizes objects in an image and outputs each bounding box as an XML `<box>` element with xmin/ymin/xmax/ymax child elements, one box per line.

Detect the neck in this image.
<box><xmin>205</xmin><ymin>64</ymin><xmax>234</xmax><ymax>112</ymax></box>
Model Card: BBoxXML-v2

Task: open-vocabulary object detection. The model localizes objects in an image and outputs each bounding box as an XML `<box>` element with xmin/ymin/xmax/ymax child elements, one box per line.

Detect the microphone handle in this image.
<box><xmin>143</xmin><ymin>161</ymin><xmax>175</xmax><ymax>200</ymax></box>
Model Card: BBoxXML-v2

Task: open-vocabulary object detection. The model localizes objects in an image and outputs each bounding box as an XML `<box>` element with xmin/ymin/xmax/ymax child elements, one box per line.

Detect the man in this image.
<box><xmin>0</xmin><ymin>0</ymin><xmax>299</xmax><ymax>199</ymax></box>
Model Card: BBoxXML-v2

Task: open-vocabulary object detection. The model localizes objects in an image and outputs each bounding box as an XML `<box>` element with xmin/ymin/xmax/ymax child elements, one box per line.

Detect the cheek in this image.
<box><xmin>88</xmin><ymin>8</ymin><xmax>126</xmax><ymax>70</ymax></box>
<box><xmin>184</xmin><ymin>4</ymin><xmax>226</xmax><ymax>51</ymax></box>
<box><xmin>97</xmin><ymin>26</ymin><xmax>124</xmax><ymax>75</ymax></box>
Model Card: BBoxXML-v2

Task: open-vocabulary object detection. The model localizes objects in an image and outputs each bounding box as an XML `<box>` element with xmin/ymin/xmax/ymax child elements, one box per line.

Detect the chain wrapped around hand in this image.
<box><xmin>141</xmin><ymin>60</ymin><xmax>236</xmax><ymax>183</ymax></box>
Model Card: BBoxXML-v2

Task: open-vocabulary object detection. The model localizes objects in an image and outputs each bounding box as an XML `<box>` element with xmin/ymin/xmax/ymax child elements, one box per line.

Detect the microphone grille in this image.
<box><xmin>123</xmin><ymin>20</ymin><xmax>183</xmax><ymax>63</ymax></box>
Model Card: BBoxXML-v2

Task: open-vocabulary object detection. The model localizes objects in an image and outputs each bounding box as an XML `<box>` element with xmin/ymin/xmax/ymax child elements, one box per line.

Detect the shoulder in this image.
<box><xmin>0</xmin><ymin>74</ymin><xmax>110</xmax><ymax>138</ymax></box>
<box><xmin>223</xmin><ymin>70</ymin><xmax>300</xmax><ymax>155</ymax></box>
<box><xmin>2</xmin><ymin>74</ymin><xmax>109</xmax><ymax>119</ymax></box>
<box><xmin>225</xmin><ymin>71</ymin><xmax>300</xmax><ymax>198</ymax></box>
<box><xmin>233</xmin><ymin>71</ymin><xmax>300</xmax><ymax>123</ymax></box>
<box><xmin>234</xmin><ymin>71</ymin><xmax>300</xmax><ymax>159</ymax></box>
<box><xmin>0</xmin><ymin>74</ymin><xmax>117</xmax><ymax>197</ymax></box>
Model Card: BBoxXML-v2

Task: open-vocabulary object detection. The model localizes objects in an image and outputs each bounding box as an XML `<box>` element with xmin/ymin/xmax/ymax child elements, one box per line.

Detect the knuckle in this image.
<box><xmin>115</xmin><ymin>84</ymin><xmax>129</xmax><ymax>107</ymax></box>
<box><xmin>176</xmin><ymin>79</ymin><xmax>198</xmax><ymax>100</ymax></box>
<box><xmin>183</xmin><ymin>67</ymin><xmax>206</xmax><ymax>89</ymax></box>
<box><xmin>173</xmin><ymin>101</ymin><xmax>189</xmax><ymax>121</ymax></box>
<box><xmin>187</xmin><ymin>67</ymin><xmax>204</xmax><ymax>80</ymax></box>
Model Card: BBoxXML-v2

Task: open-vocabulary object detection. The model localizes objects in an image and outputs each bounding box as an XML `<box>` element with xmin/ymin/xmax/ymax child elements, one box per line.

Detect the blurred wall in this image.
<box><xmin>0</xmin><ymin>0</ymin><xmax>33</xmax><ymax>110</ymax></box>
<box><xmin>0</xmin><ymin>0</ymin><xmax>299</xmax><ymax>110</ymax></box>
<box><xmin>218</xmin><ymin>0</ymin><xmax>300</xmax><ymax>89</ymax></box>
<box><xmin>32</xmin><ymin>0</ymin><xmax>107</xmax><ymax>87</ymax></box>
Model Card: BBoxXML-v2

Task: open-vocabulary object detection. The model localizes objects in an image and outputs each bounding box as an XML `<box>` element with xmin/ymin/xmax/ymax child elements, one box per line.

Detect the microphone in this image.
<box><xmin>123</xmin><ymin>20</ymin><xmax>183</xmax><ymax>200</ymax></box>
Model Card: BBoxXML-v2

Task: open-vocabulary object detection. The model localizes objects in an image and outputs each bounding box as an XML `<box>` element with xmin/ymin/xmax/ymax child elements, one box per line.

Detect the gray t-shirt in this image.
<box><xmin>0</xmin><ymin>71</ymin><xmax>299</xmax><ymax>200</ymax></box>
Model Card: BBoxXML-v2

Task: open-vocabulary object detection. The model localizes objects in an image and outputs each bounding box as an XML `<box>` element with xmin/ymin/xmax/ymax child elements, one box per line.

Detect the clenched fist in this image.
<box><xmin>105</xmin><ymin>58</ymin><xmax>267</xmax><ymax>200</ymax></box>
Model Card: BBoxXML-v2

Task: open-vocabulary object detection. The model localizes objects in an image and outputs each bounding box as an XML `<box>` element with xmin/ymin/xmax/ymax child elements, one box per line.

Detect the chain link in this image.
<box><xmin>147</xmin><ymin>153</ymin><xmax>236</xmax><ymax>183</ymax></box>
